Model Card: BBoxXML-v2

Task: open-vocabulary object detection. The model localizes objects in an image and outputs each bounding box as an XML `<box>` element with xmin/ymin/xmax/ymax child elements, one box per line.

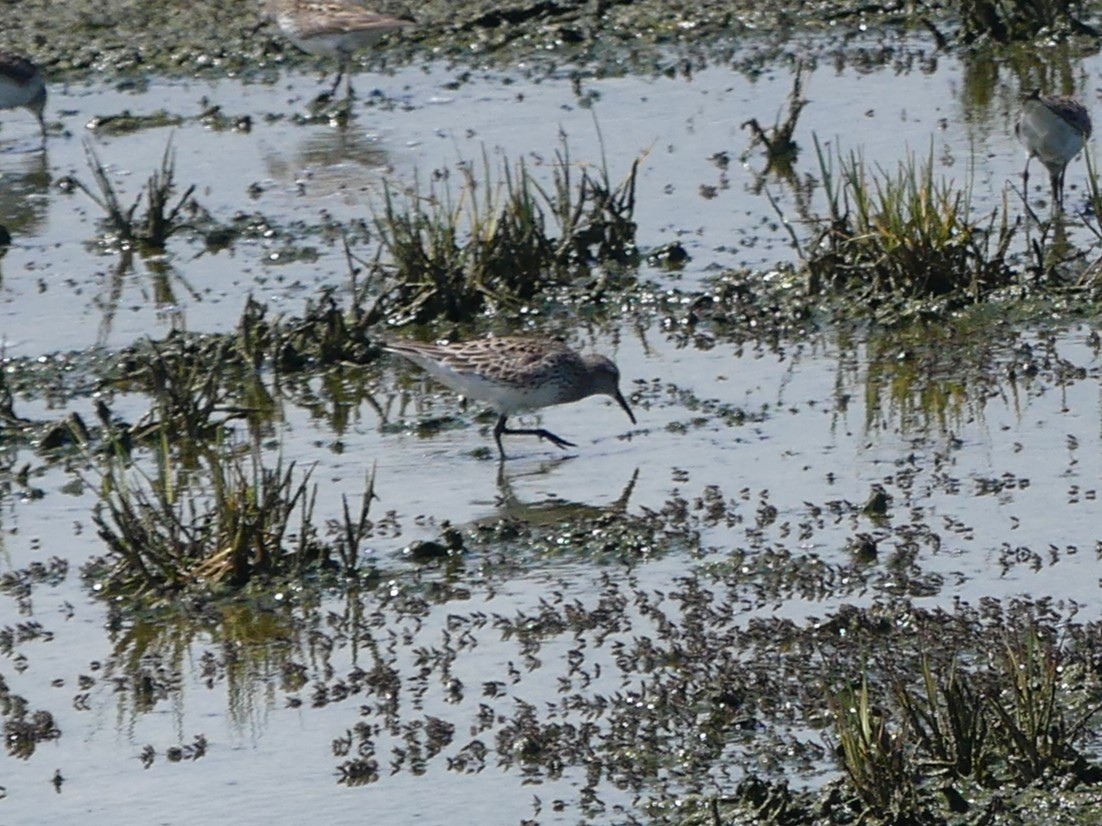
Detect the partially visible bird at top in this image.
<box><xmin>266</xmin><ymin>0</ymin><xmax>414</xmax><ymax>98</ymax></box>
<box><xmin>0</xmin><ymin>52</ymin><xmax>47</xmax><ymax>145</ymax></box>
<box><xmin>1015</xmin><ymin>89</ymin><xmax>1092</xmax><ymax>211</ymax></box>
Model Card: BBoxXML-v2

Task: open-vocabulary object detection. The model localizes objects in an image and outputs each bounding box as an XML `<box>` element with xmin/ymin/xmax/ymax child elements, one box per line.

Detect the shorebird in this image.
<box><xmin>0</xmin><ymin>52</ymin><xmax>46</xmax><ymax>143</ymax></box>
<box><xmin>1015</xmin><ymin>89</ymin><xmax>1092</xmax><ymax>211</ymax></box>
<box><xmin>385</xmin><ymin>336</ymin><xmax>636</xmax><ymax>459</ymax></box>
<box><xmin>266</xmin><ymin>0</ymin><xmax>413</xmax><ymax>97</ymax></box>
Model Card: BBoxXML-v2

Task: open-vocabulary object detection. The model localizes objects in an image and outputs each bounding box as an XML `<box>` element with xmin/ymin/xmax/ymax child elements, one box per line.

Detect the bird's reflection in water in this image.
<box><xmin>264</xmin><ymin>127</ymin><xmax>395</xmax><ymax>199</ymax></box>
<box><xmin>0</xmin><ymin>148</ymin><xmax>48</xmax><ymax>289</ymax></box>
<box><xmin>0</xmin><ymin>147</ymin><xmax>48</xmax><ymax>236</ymax></box>
<box><xmin>495</xmin><ymin>461</ymin><xmax>639</xmax><ymax>526</ymax></box>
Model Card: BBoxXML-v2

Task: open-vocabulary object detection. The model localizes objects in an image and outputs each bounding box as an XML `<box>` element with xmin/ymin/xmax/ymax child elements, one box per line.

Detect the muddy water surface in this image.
<box><xmin>2</xmin><ymin>34</ymin><xmax>1102</xmax><ymax>824</ymax></box>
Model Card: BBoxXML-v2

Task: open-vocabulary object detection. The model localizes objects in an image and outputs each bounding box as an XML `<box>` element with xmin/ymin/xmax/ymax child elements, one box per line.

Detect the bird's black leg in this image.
<box><xmin>494</xmin><ymin>414</ymin><xmax>576</xmax><ymax>459</ymax></box>
<box><xmin>329</xmin><ymin>59</ymin><xmax>345</xmax><ymax>97</ymax></box>
<box><xmin>1051</xmin><ymin>166</ymin><xmax>1065</xmax><ymax>212</ymax></box>
<box><xmin>494</xmin><ymin>415</ymin><xmax>508</xmax><ymax>459</ymax></box>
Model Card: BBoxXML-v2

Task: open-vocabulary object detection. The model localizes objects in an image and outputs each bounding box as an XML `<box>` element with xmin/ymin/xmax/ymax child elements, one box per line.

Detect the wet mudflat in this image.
<box><xmin>3</xmin><ymin>4</ymin><xmax>1102</xmax><ymax>825</ymax></box>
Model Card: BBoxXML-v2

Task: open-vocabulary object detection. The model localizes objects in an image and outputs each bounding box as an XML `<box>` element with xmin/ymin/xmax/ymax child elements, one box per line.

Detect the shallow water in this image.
<box><xmin>0</xmin><ymin>44</ymin><xmax>1083</xmax><ymax>354</ymax></box>
<box><xmin>2</xmin><ymin>33</ymin><xmax>1102</xmax><ymax>823</ymax></box>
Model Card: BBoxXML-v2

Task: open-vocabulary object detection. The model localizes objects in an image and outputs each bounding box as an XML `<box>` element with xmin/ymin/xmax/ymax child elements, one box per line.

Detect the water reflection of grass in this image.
<box><xmin>840</xmin><ymin>324</ymin><xmax>987</xmax><ymax>435</ymax></box>
<box><xmin>828</xmin><ymin>320</ymin><xmax>1087</xmax><ymax>436</ymax></box>
<box><xmin>103</xmin><ymin>590</ymin><xmax>323</xmax><ymax>735</ymax></box>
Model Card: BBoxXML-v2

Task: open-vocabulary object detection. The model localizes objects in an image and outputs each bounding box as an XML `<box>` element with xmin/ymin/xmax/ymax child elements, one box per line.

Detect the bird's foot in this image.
<box><xmin>534</xmin><ymin>429</ymin><xmax>576</xmax><ymax>450</ymax></box>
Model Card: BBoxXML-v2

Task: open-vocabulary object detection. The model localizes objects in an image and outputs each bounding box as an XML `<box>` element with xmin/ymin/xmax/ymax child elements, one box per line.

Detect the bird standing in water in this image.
<box><xmin>267</xmin><ymin>0</ymin><xmax>414</xmax><ymax>97</ymax></box>
<box><xmin>1015</xmin><ymin>89</ymin><xmax>1092</xmax><ymax>211</ymax></box>
<box><xmin>385</xmin><ymin>336</ymin><xmax>636</xmax><ymax>459</ymax></box>
<box><xmin>0</xmin><ymin>52</ymin><xmax>47</xmax><ymax>144</ymax></box>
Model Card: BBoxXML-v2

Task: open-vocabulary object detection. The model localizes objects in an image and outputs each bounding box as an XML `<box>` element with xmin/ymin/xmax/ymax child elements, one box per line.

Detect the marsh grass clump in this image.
<box><xmin>114</xmin><ymin>336</ymin><xmax>263</xmax><ymax>447</ymax></box>
<box><xmin>85</xmin><ymin>438</ymin><xmax>378</xmax><ymax>596</ymax></box>
<box><xmin>829</xmin><ymin>675</ymin><xmax>926</xmax><ymax>819</ymax></box>
<box><xmin>893</xmin><ymin>657</ymin><xmax>991</xmax><ymax>784</ymax></box>
<box><xmin>821</xmin><ymin>623</ymin><xmax>1102</xmax><ymax>824</ymax></box>
<box><xmin>373</xmin><ymin>134</ymin><xmax>640</xmax><ymax>324</ymax></box>
<box><xmin>741</xmin><ymin>61</ymin><xmax>808</xmax><ymax>177</ymax></box>
<box><xmin>90</xmin><ymin>443</ymin><xmax>313</xmax><ymax>592</ymax></box>
<box><xmin>73</xmin><ymin>137</ymin><xmax>198</xmax><ymax>252</ymax></box>
<box><xmin>806</xmin><ymin>139</ymin><xmax>1018</xmax><ymax>307</ymax></box>
<box><xmin>986</xmin><ymin>626</ymin><xmax>1102</xmax><ymax>783</ymax></box>
<box><xmin>107</xmin><ymin>297</ymin><xmax>381</xmax><ymax>453</ymax></box>
<box><xmin>237</xmin><ymin>288</ymin><xmax>380</xmax><ymax>373</ymax></box>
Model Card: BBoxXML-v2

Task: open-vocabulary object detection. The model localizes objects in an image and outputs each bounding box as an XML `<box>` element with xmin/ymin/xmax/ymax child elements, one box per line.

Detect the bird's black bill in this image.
<box><xmin>615</xmin><ymin>390</ymin><xmax>636</xmax><ymax>425</ymax></box>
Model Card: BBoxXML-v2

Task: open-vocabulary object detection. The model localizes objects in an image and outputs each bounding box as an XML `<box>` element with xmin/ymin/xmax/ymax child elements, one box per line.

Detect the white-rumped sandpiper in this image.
<box><xmin>0</xmin><ymin>52</ymin><xmax>46</xmax><ymax>143</ymax></box>
<box><xmin>385</xmin><ymin>336</ymin><xmax>636</xmax><ymax>459</ymax></box>
<box><xmin>267</xmin><ymin>0</ymin><xmax>413</xmax><ymax>97</ymax></box>
<box><xmin>1015</xmin><ymin>89</ymin><xmax>1092</xmax><ymax>211</ymax></box>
